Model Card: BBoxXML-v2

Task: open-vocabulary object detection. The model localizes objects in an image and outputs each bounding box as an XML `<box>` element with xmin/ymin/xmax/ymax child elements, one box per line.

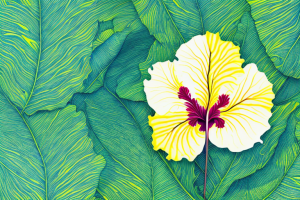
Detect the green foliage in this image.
<box><xmin>0</xmin><ymin>91</ymin><xmax>105</xmax><ymax>199</ymax></box>
<box><xmin>233</xmin><ymin>12</ymin><xmax>287</xmax><ymax>93</ymax></box>
<box><xmin>0</xmin><ymin>0</ymin><xmax>102</xmax><ymax>115</ymax></box>
<box><xmin>1</xmin><ymin>0</ymin><xmax>300</xmax><ymax>199</ymax></box>
<box><xmin>247</xmin><ymin>0</ymin><xmax>300</xmax><ymax>78</ymax></box>
<box><xmin>72</xmin><ymin>87</ymin><xmax>201</xmax><ymax>199</ymax></box>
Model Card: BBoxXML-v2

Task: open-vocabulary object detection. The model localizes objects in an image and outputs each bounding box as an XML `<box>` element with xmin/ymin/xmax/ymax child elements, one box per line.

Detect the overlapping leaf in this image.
<box><xmin>0</xmin><ymin>91</ymin><xmax>105</xmax><ymax>199</ymax></box>
<box><xmin>233</xmin><ymin>12</ymin><xmax>287</xmax><ymax>93</ymax></box>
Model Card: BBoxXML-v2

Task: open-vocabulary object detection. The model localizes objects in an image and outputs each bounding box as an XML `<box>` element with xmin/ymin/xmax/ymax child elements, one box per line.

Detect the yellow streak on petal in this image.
<box><xmin>149</xmin><ymin>111</ymin><xmax>205</xmax><ymax>162</ymax></box>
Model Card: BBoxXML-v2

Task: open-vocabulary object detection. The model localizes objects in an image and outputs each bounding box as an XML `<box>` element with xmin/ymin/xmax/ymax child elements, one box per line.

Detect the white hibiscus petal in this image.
<box><xmin>144</xmin><ymin>61</ymin><xmax>186</xmax><ymax>115</ymax></box>
<box><xmin>209</xmin><ymin>64</ymin><xmax>275</xmax><ymax>151</ymax></box>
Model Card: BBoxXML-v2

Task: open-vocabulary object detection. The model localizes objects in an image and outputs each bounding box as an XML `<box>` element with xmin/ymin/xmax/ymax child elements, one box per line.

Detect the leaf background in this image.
<box><xmin>1</xmin><ymin>0</ymin><xmax>300</xmax><ymax>199</ymax></box>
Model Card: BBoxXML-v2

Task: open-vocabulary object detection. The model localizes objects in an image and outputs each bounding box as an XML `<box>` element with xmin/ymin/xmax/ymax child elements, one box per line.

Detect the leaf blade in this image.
<box><xmin>247</xmin><ymin>0</ymin><xmax>300</xmax><ymax>78</ymax></box>
<box><xmin>0</xmin><ymin>0</ymin><xmax>101</xmax><ymax>115</ymax></box>
<box><xmin>0</xmin><ymin>91</ymin><xmax>104</xmax><ymax>199</ymax></box>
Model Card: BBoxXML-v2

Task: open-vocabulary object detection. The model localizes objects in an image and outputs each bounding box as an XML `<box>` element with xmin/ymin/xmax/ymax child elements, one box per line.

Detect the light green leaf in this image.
<box><xmin>0</xmin><ymin>0</ymin><xmax>101</xmax><ymax>115</ymax></box>
<box><xmin>223</xmin><ymin>108</ymin><xmax>300</xmax><ymax>199</ymax></box>
<box><xmin>115</xmin><ymin>0</ymin><xmax>251</xmax><ymax>101</ymax></box>
<box><xmin>0</xmin><ymin>91</ymin><xmax>105</xmax><ymax>199</ymax></box>
<box><xmin>247</xmin><ymin>0</ymin><xmax>300</xmax><ymax>78</ymax></box>
<box><xmin>233</xmin><ymin>12</ymin><xmax>287</xmax><ymax>93</ymax></box>
<box><xmin>93</xmin><ymin>29</ymin><xmax>114</xmax><ymax>50</ymax></box>
<box><xmin>194</xmin><ymin>102</ymin><xmax>299</xmax><ymax>199</ymax></box>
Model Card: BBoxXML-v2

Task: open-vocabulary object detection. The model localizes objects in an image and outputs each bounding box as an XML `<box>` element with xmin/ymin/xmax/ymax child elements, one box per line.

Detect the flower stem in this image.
<box><xmin>204</xmin><ymin>114</ymin><xmax>209</xmax><ymax>200</ymax></box>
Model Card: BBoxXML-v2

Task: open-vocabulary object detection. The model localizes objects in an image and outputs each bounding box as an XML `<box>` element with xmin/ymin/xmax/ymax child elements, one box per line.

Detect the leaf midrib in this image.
<box><xmin>85</xmin><ymin>60</ymin><xmax>114</xmax><ymax>92</ymax></box>
<box><xmin>2</xmin><ymin>90</ymin><xmax>48</xmax><ymax>199</ymax></box>
<box><xmin>104</xmin><ymin>86</ymin><xmax>195</xmax><ymax>200</ymax></box>
<box><xmin>21</xmin><ymin>0</ymin><xmax>42</xmax><ymax>114</ymax></box>
<box><xmin>208</xmin><ymin>154</ymin><xmax>237</xmax><ymax>200</ymax></box>
<box><xmin>158</xmin><ymin>0</ymin><xmax>186</xmax><ymax>43</ymax></box>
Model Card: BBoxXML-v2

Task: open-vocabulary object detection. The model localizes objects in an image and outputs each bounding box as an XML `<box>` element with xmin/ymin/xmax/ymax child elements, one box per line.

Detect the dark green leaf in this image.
<box><xmin>273</xmin><ymin>77</ymin><xmax>300</xmax><ymax>105</ymax></box>
<box><xmin>83</xmin><ymin>29</ymin><xmax>131</xmax><ymax>93</ymax></box>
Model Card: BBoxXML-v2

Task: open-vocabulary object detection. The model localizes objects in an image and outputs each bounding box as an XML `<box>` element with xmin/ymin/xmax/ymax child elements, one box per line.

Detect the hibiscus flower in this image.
<box><xmin>144</xmin><ymin>32</ymin><xmax>274</xmax><ymax>162</ymax></box>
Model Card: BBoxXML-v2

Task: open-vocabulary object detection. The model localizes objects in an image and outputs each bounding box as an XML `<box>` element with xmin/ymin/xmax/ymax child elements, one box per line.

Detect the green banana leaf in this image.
<box><xmin>0</xmin><ymin>0</ymin><xmax>101</xmax><ymax>115</ymax></box>
<box><xmin>0</xmin><ymin>91</ymin><xmax>105</xmax><ymax>199</ymax></box>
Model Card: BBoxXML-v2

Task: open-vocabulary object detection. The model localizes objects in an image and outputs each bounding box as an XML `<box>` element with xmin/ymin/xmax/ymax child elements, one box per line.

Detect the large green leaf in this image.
<box><xmin>114</xmin><ymin>0</ymin><xmax>251</xmax><ymax>101</ymax></box>
<box><xmin>223</xmin><ymin>108</ymin><xmax>300</xmax><ymax>199</ymax></box>
<box><xmin>233</xmin><ymin>11</ymin><xmax>300</xmax><ymax>106</ymax></box>
<box><xmin>0</xmin><ymin>91</ymin><xmax>105</xmax><ymax>199</ymax></box>
<box><xmin>0</xmin><ymin>0</ymin><xmax>101</xmax><ymax>115</ymax></box>
<box><xmin>247</xmin><ymin>0</ymin><xmax>300</xmax><ymax>78</ymax></box>
<box><xmin>232</xmin><ymin>9</ymin><xmax>300</xmax><ymax>109</ymax></box>
<box><xmin>193</xmin><ymin>102</ymin><xmax>299</xmax><ymax>199</ymax></box>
